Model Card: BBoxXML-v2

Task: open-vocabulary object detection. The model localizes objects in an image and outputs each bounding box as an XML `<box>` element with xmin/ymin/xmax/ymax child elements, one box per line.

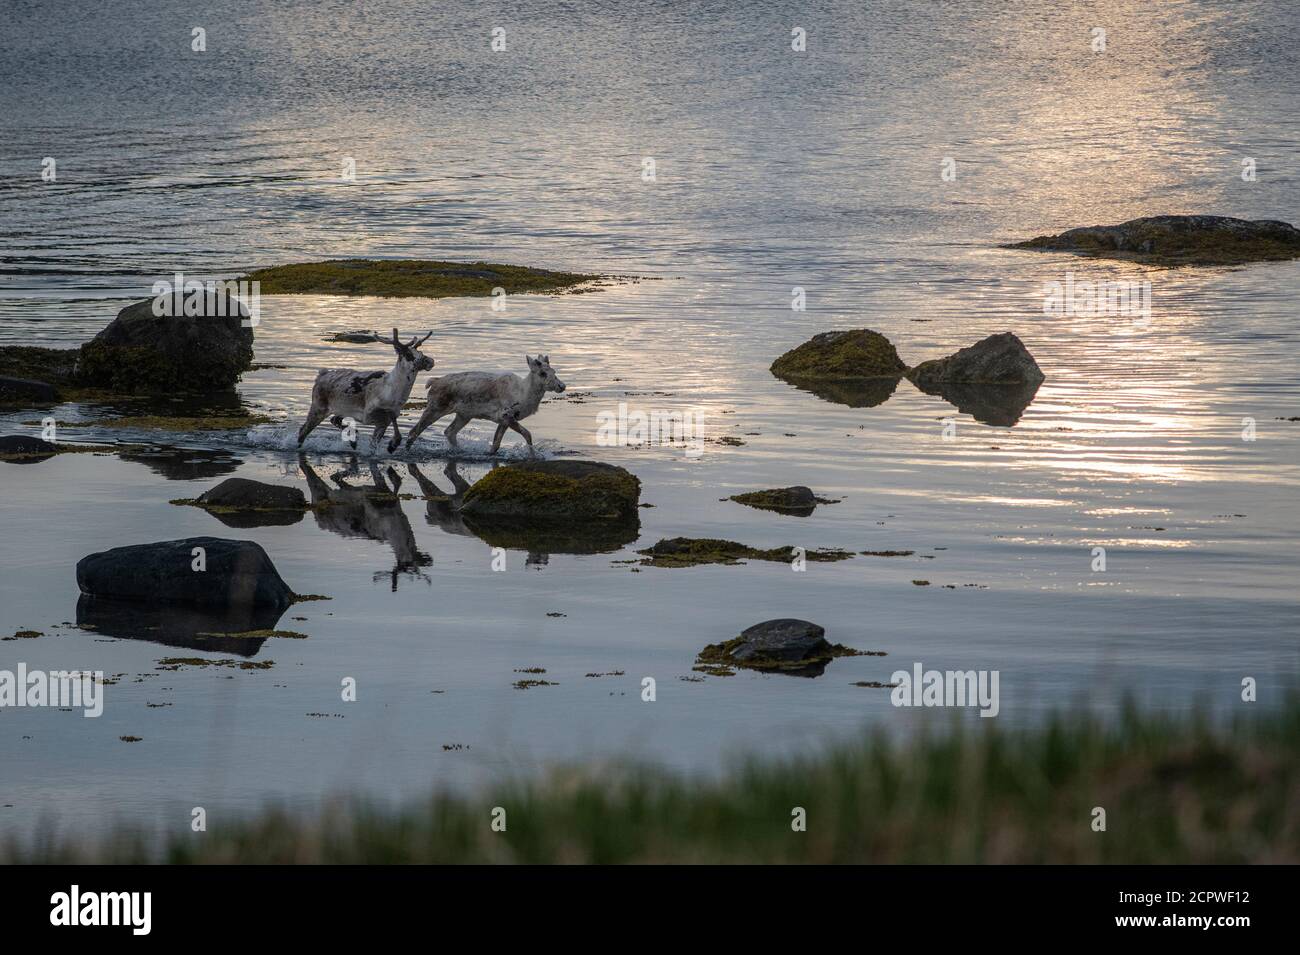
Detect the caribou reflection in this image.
<box><xmin>299</xmin><ymin>455</ymin><xmax>431</xmax><ymax>590</ymax></box>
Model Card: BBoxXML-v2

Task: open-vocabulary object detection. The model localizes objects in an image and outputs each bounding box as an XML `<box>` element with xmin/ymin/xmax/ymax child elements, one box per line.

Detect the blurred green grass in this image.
<box><xmin>11</xmin><ymin>699</ymin><xmax>1299</xmax><ymax>863</ymax></box>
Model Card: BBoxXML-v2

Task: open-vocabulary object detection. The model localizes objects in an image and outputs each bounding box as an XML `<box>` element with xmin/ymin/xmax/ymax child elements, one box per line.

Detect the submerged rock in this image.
<box><xmin>1007</xmin><ymin>215</ymin><xmax>1300</xmax><ymax>266</ymax></box>
<box><xmin>460</xmin><ymin>460</ymin><xmax>641</xmax><ymax>521</ymax></box>
<box><xmin>243</xmin><ymin>259</ymin><xmax>600</xmax><ymax>298</ymax></box>
<box><xmin>728</xmin><ymin>486</ymin><xmax>835</xmax><ymax>516</ymax></box>
<box><xmin>76</xmin><ymin>537</ymin><xmax>295</xmax><ymax>611</ymax></box>
<box><xmin>696</xmin><ymin>618</ymin><xmax>871</xmax><ymax>678</ymax></box>
<box><xmin>770</xmin><ymin>329</ymin><xmax>908</xmax><ymax>382</ymax></box>
<box><xmin>637</xmin><ymin>537</ymin><xmax>854</xmax><ymax>568</ymax></box>
<box><xmin>907</xmin><ymin>332</ymin><xmax>1044</xmax><ymax>387</ymax></box>
<box><xmin>77</xmin><ymin>294</ymin><xmax>255</xmax><ymax>393</ymax></box>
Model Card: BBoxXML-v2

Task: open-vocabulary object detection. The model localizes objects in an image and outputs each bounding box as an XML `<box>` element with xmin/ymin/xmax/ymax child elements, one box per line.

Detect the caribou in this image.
<box><xmin>297</xmin><ymin>328</ymin><xmax>433</xmax><ymax>454</ymax></box>
<box><xmin>403</xmin><ymin>354</ymin><xmax>565</xmax><ymax>454</ymax></box>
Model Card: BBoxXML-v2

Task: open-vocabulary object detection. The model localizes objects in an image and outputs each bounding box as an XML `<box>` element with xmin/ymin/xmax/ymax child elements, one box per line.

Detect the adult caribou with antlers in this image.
<box><xmin>297</xmin><ymin>328</ymin><xmax>434</xmax><ymax>453</ymax></box>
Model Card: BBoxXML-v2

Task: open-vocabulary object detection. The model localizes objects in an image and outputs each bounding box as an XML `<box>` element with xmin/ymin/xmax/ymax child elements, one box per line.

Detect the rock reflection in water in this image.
<box><xmin>75</xmin><ymin>594</ymin><xmax>283</xmax><ymax>657</ymax></box>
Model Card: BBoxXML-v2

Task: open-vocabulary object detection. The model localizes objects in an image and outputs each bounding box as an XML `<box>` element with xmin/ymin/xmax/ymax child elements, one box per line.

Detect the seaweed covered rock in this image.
<box><xmin>77</xmin><ymin>293</ymin><xmax>255</xmax><ymax>393</ymax></box>
<box><xmin>460</xmin><ymin>460</ymin><xmax>640</xmax><ymax>521</ymax></box>
<box><xmin>1007</xmin><ymin>215</ymin><xmax>1300</xmax><ymax>266</ymax></box>
<box><xmin>696</xmin><ymin>619</ymin><xmax>868</xmax><ymax>678</ymax></box>
<box><xmin>637</xmin><ymin>537</ymin><xmax>854</xmax><ymax>568</ymax></box>
<box><xmin>76</xmin><ymin>537</ymin><xmax>295</xmax><ymax>611</ymax></box>
<box><xmin>770</xmin><ymin>330</ymin><xmax>907</xmax><ymax>382</ymax></box>
<box><xmin>243</xmin><ymin>259</ymin><xmax>599</xmax><ymax>298</ymax></box>
<box><xmin>728</xmin><ymin>486</ymin><xmax>835</xmax><ymax>516</ymax></box>
<box><xmin>907</xmin><ymin>333</ymin><xmax>1044</xmax><ymax>387</ymax></box>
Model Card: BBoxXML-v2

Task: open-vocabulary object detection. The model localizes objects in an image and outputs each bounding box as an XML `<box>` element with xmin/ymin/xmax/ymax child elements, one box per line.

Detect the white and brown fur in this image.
<box><xmin>297</xmin><ymin>328</ymin><xmax>433</xmax><ymax>454</ymax></box>
<box><xmin>404</xmin><ymin>354</ymin><xmax>565</xmax><ymax>454</ymax></box>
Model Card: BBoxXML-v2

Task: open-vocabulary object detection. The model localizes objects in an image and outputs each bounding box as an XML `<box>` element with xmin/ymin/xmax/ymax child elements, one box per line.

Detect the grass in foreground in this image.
<box><xmin>8</xmin><ymin>700</ymin><xmax>1299</xmax><ymax>863</ymax></box>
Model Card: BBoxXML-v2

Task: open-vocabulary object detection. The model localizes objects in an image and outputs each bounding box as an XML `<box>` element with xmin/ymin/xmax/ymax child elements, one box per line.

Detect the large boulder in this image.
<box><xmin>907</xmin><ymin>332</ymin><xmax>1044</xmax><ymax>387</ymax></box>
<box><xmin>770</xmin><ymin>329</ymin><xmax>908</xmax><ymax>382</ymax></box>
<box><xmin>76</xmin><ymin>537</ymin><xmax>294</xmax><ymax>611</ymax></box>
<box><xmin>460</xmin><ymin>460</ymin><xmax>641</xmax><ymax>521</ymax></box>
<box><xmin>0</xmin><ymin>376</ymin><xmax>60</xmax><ymax>404</ymax></box>
<box><xmin>1007</xmin><ymin>215</ymin><xmax>1300</xmax><ymax>266</ymax></box>
<box><xmin>76</xmin><ymin>292</ymin><xmax>255</xmax><ymax>393</ymax></box>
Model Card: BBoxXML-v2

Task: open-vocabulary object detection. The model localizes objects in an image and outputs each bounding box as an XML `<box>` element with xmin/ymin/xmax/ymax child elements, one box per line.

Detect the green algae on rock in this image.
<box><xmin>242</xmin><ymin>259</ymin><xmax>601</xmax><ymax>298</ymax></box>
<box><xmin>40</xmin><ymin>412</ymin><xmax>273</xmax><ymax>433</ymax></box>
<box><xmin>770</xmin><ymin>329</ymin><xmax>908</xmax><ymax>382</ymax></box>
<box><xmin>460</xmin><ymin>460</ymin><xmax>641</xmax><ymax>521</ymax></box>
<box><xmin>637</xmin><ymin>537</ymin><xmax>854</xmax><ymax>568</ymax></box>
<box><xmin>1006</xmin><ymin>215</ymin><xmax>1300</xmax><ymax>266</ymax></box>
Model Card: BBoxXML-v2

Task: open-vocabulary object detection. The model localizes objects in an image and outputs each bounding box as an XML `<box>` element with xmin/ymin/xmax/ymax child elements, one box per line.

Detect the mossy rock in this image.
<box><xmin>728</xmin><ymin>486</ymin><xmax>837</xmax><ymax>516</ymax></box>
<box><xmin>78</xmin><ymin>296</ymin><xmax>255</xmax><ymax>393</ymax></box>
<box><xmin>243</xmin><ymin>259</ymin><xmax>600</xmax><ymax>298</ymax></box>
<box><xmin>460</xmin><ymin>460</ymin><xmax>641</xmax><ymax>521</ymax></box>
<box><xmin>637</xmin><ymin>537</ymin><xmax>854</xmax><ymax>568</ymax></box>
<box><xmin>770</xmin><ymin>330</ymin><xmax>908</xmax><ymax>382</ymax></box>
<box><xmin>1007</xmin><ymin>215</ymin><xmax>1300</xmax><ymax>266</ymax></box>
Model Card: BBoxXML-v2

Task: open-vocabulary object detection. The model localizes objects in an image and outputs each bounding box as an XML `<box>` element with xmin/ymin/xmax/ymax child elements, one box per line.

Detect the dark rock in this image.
<box><xmin>0</xmin><ymin>376</ymin><xmax>60</xmax><ymax>403</ymax></box>
<box><xmin>76</xmin><ymin>537</ymin><xmax>294</xmax><ymax>611</ymax></box>
<box><xmin>197</xmin><ymin>478</ymin><xmax>308</xmax><ymax>512</ymax></box>
<box><xmin>729</xmin><ymin>619</ymin><xmax>827</xmax><ymax>662</ymax></box>
<box><xmin>76</xmin><ymin>292</ymin><xmax>255</xmax><ymax>393</ymax></box>
<box><xmin>0</xmin><ymin>434</ymin><xmax>59</xmax><ymax>463</ymax></box>
<box><xmin>1007</xmin><ymin>215</ymin><xmax>1300</xmax><ymax>266</ymax></box>
<box><xmin>770</xmin><ymin>329</ymin><xmax>908</xmax><ymax>382</ymax></box>
<box><xmin>907</xmin><ymin>332</ymin><xmax>1044</xmax><ymax>387</ymax></box>
<box><xmin>695</xmin><ymin>618</ymin><xmax>866</xmax><ymax>678</ymax></box>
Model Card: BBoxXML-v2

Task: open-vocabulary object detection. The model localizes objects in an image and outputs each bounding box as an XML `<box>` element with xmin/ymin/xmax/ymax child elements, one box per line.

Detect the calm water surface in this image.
<box><xmin>2</xmin><ymin>1</ymin><xmax>1298</xmax><ymax>836</ymax></box>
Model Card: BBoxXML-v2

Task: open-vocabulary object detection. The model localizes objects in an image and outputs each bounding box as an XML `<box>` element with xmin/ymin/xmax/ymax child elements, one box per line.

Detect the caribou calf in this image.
<box><xmin>404</xmin><ymin>354</ymin><xmax>565</xmax><ymax>454</ymax></box>
<box><xmin>297</xmin><ymin>328</ymin><xmax>433</xmax><ymax>453</ymax></box>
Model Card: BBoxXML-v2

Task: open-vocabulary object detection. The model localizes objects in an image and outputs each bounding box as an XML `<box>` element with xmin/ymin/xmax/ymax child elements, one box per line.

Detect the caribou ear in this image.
<box><xmin>526</xmin><ymin>354</ymin><xmax>536</xmax><ymax>367</ymax></box>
